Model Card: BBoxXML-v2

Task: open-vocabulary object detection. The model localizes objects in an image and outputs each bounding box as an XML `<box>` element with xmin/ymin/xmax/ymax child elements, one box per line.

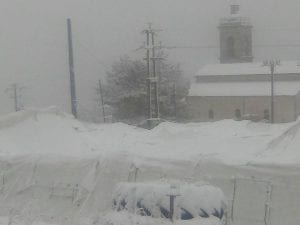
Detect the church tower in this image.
<box><xmin>219</xmin><ymin>1</ymin><xmax>253</xmax><ymax>63</ymax></box>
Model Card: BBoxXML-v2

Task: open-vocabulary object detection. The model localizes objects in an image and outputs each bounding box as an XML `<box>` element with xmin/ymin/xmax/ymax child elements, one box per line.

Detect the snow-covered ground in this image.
<box><xmin>0</xmin><ymin>108</ymin><xmax>300</xmax><ymax>225</ymax></box>
<box><xmin>1</xmin><ymin>107</ymin><xmax>299</xmax><ymax>165</ymax></box>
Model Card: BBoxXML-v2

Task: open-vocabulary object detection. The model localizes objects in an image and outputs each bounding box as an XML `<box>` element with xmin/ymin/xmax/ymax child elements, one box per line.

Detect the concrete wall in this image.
<box><xmin>187</xmin><ymin>95</ymin><xmax>298</xmax><ymax>123</ymax></box>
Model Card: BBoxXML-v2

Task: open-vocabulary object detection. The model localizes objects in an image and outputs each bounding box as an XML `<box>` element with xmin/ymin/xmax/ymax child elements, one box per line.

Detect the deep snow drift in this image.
<box><xmin>1</xmin><ymin>108</ymin><xmax>300</xmax><ymax>225</ymax></box>
<box><xmin>0</xmin><ymin>107</ymin><xmax>299</xmax><ymax>165</ymax></box>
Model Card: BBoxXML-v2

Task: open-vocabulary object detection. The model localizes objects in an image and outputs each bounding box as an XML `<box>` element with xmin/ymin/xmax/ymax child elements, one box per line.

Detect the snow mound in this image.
<box><xmin>0</xmin><ymin>108</ymin><xmax>298</xmax><ymax>165</ymax></box>
<box><xmin>112</xmin><ymin>181</ymin><xmax>225</xmax><ymax>221</ymax></box>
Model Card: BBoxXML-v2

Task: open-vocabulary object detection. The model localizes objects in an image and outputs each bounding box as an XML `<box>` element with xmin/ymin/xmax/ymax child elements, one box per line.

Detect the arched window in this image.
<box><xmin>227</xmin><ymin>36</ymin><xmax>235</xmax><ymax>58</ymax></box>
<box><xmin>264</xmin><ymin>109</ymin><xmax>270</xmax><ymax>121</ymax></box>
<box><xmin>209</xmin><ymin>110</ymin><xmax>214</xmax><ymax>119</ymax></box>
<box><xmin>235</xmin><ymin>109</ymin><xmax>241</xmax><ymax>119</ymax></box>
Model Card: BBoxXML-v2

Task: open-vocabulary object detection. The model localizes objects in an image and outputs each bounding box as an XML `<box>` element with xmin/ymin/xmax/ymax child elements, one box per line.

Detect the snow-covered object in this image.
<box><xmin>112</xmin><ymin>181</ymin><xmax>226</xmax><ymax>221</ymax></box>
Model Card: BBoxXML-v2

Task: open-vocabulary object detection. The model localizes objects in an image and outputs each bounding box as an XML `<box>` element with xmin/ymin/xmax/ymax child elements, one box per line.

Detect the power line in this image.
<box><xmin>161</xmin><ymin>44</ymin><xmax>300</xmax><ymax>50</ymax></box>
<box><xmin>72</xmin><ymin>36</ymin><xmax>108</xmax><ymax>69</ymax></box>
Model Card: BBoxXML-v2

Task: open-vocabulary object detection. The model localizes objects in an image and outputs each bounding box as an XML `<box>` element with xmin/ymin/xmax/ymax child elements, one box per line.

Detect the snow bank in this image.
<box><xmin>0</xmin><ymin>108</ymin><xmax>298</xmax><ymax>165</ymax></box>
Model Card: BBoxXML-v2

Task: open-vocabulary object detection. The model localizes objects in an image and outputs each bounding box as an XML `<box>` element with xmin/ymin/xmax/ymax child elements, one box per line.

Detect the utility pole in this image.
<box><xmin>263</xmin><ymin>60</ymin><xmax>280</xmax><ymax>123</ymax></box>
<box><xmin>5</xmin><ymin>83</ymin><xmax>24</xmax><ymax>112</ymax></box>
<box><xmin>145</xmin><ymin>28</ymin><xmax>151</xmax><ymax>120</ymax></box>
<box><xmin>143</xmin><ymin>23</ymin><xmax>163</xmax><ymax>128</ymax></box>
<box><xmin>98</xmin><ymin>79</ymin><xmax>106</xmax><ymax>123</ymax></box>
<box><xmin>151</xmin><ymin>31</ymin><xmax>160</xmax><ymax>118</ymax></box>
<box><xmin>173</xmin><ymin>83</ymin><xmax>177</xmax><ymax>119</ymax></box>
<box><xmin>67</xmin><ymin>18</ymin><xmax>78</xmax><ymax>119</ymax></box>
<box><xmin>13</xmin><ymin>83</ymin><xmax>19</xmax><ymax>112</ymax></box>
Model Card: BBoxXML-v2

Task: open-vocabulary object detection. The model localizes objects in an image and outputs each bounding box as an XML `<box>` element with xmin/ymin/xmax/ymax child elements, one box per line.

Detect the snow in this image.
<box><xmin>112</xmin><ymin>181</ymin><xmax>225</xmax><ymax>220</ymax></box>
<box><xmin>1</xmin><ymin>108</ymin><xmax>300</xmax><ymax>224</ymax></box>
<box><xmin>0</xmin><ymin>107</ymin><xmax>299</xmax><ymax>165</ymax></box>
<box><xmin>97</xmin><ymin>211</ymin><xmax>221</xmax><ymax>225</ymax></box>
<box><xmin>188</xmin><ymin>81</ymin><xmax>300</xmax><ymax>96</ymax></box>
<box><xmin>196</xmin><ymin>61</ymin><xmax>300</xmax><ymax>76</ymax></box>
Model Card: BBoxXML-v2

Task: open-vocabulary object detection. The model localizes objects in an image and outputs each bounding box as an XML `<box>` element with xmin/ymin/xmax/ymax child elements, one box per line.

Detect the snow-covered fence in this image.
<box><xmin>221</xmin><ymin>177</ymin><xmax>300</xmax><ymax>225</ymax></box>
<box><xmin>1</xmin><ymin>154</ymin><xmax>300</xmax><ymax>225</ymax></box>
<box><xmin>229</xmin><ymin>178</ymin><xmax>271</xmax><ymax>225</ymax></box>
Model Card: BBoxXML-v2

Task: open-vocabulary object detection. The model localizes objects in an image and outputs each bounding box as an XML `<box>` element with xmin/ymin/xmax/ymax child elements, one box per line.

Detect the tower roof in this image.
<box><xmin>220</xmin><ymin>0</ymin><xmax>251</xmax><ymax>26</ymax></box>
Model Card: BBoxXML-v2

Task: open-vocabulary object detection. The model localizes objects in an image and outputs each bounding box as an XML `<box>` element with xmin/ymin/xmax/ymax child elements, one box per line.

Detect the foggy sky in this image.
<box><xmin>0</xmin><ymin>0</ymin><xmax>300</xmax><ymax>118</ymax></box>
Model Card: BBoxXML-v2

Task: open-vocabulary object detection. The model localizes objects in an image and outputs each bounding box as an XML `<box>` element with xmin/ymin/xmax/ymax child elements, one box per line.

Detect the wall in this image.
<box><xmin>187</xmin><ymin>95</ymin><xmax>297</xmax><ymax>123</ymax></box>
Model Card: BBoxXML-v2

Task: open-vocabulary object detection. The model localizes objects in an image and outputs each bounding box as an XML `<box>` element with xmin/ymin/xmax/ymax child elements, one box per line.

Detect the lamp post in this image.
<box><xmin>263</xmin><ymin>60</ymin><xmax>280</xmax><ymax>123</ymax></box>
<box><xmin>166</xmin><ymin>185</ymin><xmax>180</xmax><ymax>222</ymax></box>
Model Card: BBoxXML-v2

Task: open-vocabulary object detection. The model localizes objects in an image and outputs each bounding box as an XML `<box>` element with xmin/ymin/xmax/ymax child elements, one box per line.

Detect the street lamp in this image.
<box><xmin>263</xmin><ymin>60</ymin><xmax>280</xmax><ymax>123</ymax></box>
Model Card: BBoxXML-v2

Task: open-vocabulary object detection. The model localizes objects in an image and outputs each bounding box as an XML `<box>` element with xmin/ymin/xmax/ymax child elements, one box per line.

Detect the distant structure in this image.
<box><xmin>187</xmin><ymin>3</ymin><xmax>300</xmax><ymax>123</ymax></box>
<box><xmin>219</xmin><ymin>2</ymin><xmax>253</xmax><ymax>63</ymax></box>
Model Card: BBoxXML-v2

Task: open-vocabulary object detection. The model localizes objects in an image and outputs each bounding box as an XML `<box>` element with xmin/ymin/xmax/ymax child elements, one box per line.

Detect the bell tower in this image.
<box><xmin>219</xmin><ymin>1</ymin><xmax>253</xmax><ymax>63</ymax></box>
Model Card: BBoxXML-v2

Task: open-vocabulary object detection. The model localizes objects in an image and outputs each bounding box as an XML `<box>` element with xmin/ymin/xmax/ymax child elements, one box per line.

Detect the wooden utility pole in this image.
<box><xmin>67</xmin><ymin>18</ymin><xmax>78</xmax><ymax>119</ymax></box>
<box><xmin>263</xmin><ymin>60</ymin><xmax>280</xmax><ymax>123</ymax></box>
<box><xmin>270</xmin><ymin>63</ymin><xmax>275</xmax><ymax>124</ymax></box>
<box><xmin>98</xmin><ymin>79</ymin><xmax>106</xmax><ymax>123</ymax></box>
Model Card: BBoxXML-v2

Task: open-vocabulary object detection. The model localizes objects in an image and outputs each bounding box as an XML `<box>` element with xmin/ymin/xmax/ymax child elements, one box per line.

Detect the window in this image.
<box><xmin>230</xmin><ymin>4</ymin><xmax>240</xmax><ymax>15</ymax></box>
<box><xmin>235</xmin><ymin>109</ymin><xmax>241</xmax><ymax>119</ymax></box>
<box><xmin>209</xmin><ymin>110</ymin><xmax>214</xmax><ymax>119</ymax></box>
<box><xmin>227</xmin><ymin>37</ymin><xmax>235</xmax><ymax>58</ymax></box>
<box><xmin>264</xmin><ymin>109</ymin><xmax>270</xmax><ymax>121</ymax></box>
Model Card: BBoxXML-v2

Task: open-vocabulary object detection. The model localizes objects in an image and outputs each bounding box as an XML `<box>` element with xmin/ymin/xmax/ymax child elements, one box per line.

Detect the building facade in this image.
<box><xmin>187</xmin><ymin>4</ymin><xmax>300</xmax><ymax>123</ymax></box>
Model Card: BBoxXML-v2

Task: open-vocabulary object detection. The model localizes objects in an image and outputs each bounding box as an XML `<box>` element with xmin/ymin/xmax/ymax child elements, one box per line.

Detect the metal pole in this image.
<box><xmin>151</xmin><ymin>31</ymin><xmax>160</xmax><ymax>119</ymax></box>
<box><xmin>146</xmin><ymin>29</ymin><xmax>152</xmax><ymax>119</ymax></box>
<box><xmin>67</xmin><ymin>18</ymin><xmax>78</xmax><ymax>119</ymax></box>
<box><xmin>169</xmin><ymin>195</ymin><xmax>175</xmax><ymax>222</ymax></box>
<box><xmin>98</xmin><ymin>79</ymin><xmax>106</xmax><ymax>123</ymax></box>
<box><xmin>173</xmin><ymin>83</ymin><xmax>177</xmax><ymax>119</ymax></box>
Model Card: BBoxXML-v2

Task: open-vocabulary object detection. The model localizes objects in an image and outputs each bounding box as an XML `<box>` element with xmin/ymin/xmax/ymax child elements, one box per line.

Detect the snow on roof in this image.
<box><xmin>196</xmin><ymin>61</ymin><xmax>300</xmax><ymax>76</ymax></box>
<box><xmin>189</xmin><ymin>81</ymin><xmax>300</xmax><ymax>97</ymax></box>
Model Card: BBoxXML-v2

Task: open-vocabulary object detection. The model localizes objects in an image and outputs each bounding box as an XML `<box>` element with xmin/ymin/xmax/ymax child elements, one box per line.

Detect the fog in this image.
<box><xmin>0</xmin><ymin>0</ymin><xmax>299</xmax><ymax>117</ymax></box>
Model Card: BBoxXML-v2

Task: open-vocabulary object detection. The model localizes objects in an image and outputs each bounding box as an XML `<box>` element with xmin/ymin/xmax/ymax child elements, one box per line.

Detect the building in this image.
<box><xmin>187</xmin><ymin>3</ymin><xmax>300</xmax><ymax>123</ymax></box>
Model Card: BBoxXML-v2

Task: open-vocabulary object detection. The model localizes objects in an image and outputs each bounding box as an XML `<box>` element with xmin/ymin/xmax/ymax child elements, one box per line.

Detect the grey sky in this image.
<box><xmin>0</xmin><ymin>0</ymin><xmax>299</xmax><ymax>117</ymax></box>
